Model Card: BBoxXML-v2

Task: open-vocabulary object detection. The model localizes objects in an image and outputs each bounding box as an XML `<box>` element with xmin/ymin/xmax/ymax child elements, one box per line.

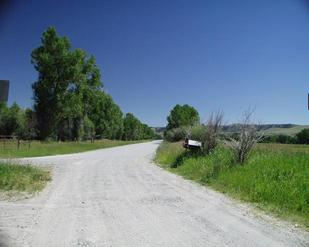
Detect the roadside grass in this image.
<box><xmin>0</xmin><ymin>139</ymin><xmax>145</xmax><ymax>158</ymax></box>
<box><xmin>155</xmin><ymin>141</ymin><xmax>185</xmax><ymax>166</ymax></box>
<box><xmin>0</xmin><ymin>162</ymin><xmax>51</xmax><ymax>192</ymax></box>
<box><xmin>155</xmin><ymin>142</ymin><xmax>309</xmax><ymax>227</ymax></box>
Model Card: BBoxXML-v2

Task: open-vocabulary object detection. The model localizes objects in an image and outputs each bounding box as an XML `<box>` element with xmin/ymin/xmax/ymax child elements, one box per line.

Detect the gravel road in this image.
<box><xmin>0</xmin><ymin>141</ymin><xmax>308</xmax><ymax>247</ymax></box>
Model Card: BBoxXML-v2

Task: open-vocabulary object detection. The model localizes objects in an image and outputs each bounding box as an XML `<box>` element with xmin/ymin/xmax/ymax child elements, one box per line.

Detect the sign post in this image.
<box><xmin>0</xmin><ymin>80</ymin><xmax>9</xmax><ymax>103</ymax></box>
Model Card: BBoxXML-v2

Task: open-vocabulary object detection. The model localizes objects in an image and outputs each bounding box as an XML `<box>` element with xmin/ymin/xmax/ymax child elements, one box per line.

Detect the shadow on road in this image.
<box><xmin>0</xmin><ymin>232</ymin><xmax>9</xmax><ymax>247</ymax></box>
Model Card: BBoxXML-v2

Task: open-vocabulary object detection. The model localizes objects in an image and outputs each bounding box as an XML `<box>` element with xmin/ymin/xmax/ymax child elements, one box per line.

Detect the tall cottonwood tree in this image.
<box><xmin>31</xmin><ymin>27</ymin><xmax>102</xmax><ymax>140</ymax></box>
<box><xmin>31</xmin><ymin>27</ymin><xmax>154</xmax><ymax>141</ymax></box>
<box><xmin>89</xmin><ymin>91</ymin><xmax>124</xmax><ymax>140</ymax></box>
<box><xmin>123</xmin><ymin>113</ymin><xmax>154</xmax><ymax>140</ymax></box>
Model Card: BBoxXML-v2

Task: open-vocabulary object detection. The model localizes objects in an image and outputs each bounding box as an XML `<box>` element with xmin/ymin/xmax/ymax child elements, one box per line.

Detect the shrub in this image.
<box><xmin>261</xmin><ymin>134</ymin><xmax>296</xmax><ymax>144</ymax></box>
<box><xmin>164</xmin><ymin>127</ymin><xmax>188</xmax><ymax>142</ymax></box>
<box><xmin>296</xmin><ymin>128</ymin><xmax>309</xmax><ymax>144</ymax></box>
<box><xmin>189</xmin><ymin>111</ymin><xmax>223</xmax><ymax>154</ymax></box>
<box><xmin>225</xmin><ymin>110</ymin><xmax>262</xmax><ymax>164</ymax></box>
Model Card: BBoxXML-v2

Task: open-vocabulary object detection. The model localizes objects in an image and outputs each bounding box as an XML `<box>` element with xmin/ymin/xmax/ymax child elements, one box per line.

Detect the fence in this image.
<box><xmin>0</xmin><ymin>135</ymin><xmax>32</xmax><ymax>150</ymax></box>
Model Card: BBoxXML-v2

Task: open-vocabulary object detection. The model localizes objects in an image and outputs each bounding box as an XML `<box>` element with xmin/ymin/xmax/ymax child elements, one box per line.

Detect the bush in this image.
<box><xmin>261</xmin><ymin>134</ymin><xmax>296</xmax><ymax>144</ymax></box>
<box><xmin>296</xmin><ymin>129</ymin><xmax>309</xmax><ymax>144</ymax></box>
<box><xmin>189</xmin><ymin>111</ymin><xmax>223</xmax><ymax>154</ymax></box>
<box><xmin>225</xmin><ymin>110</ymin><xmax>262</xmax><ymax>164</ymax></box>
<box><xmin>164</xmin><ymin>127</ymin><xmax>188</xmax><ymax>142</ymax></box>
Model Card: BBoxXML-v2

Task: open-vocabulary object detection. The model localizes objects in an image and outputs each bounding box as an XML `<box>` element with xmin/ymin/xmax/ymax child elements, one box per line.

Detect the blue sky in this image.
<box><xmin>0</xmin><ymin>0</ymin><xmax>308</xmax><ymax>126</ymax></box>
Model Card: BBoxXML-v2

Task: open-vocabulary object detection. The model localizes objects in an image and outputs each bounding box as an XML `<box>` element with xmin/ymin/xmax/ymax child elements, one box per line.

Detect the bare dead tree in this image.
<box><xmin>204</xmin><ymin>111</ymin><xmax>224</xmax><ymax>153</ymax></box>
<box><xmin>189</xmin><ymin>111</ymin><xmax>223</xmax><ymax>154</ymax></box>
<box><xmin>225</xmin><ymin>109</ymin><xmax>263</xmax><ymax>164</ymax></box>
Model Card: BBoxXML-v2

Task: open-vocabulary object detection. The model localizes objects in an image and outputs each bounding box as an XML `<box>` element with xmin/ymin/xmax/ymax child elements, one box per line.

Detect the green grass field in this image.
<box><xmin>155</xmin><ymin>142</ymin><xmax>309</xmax><ymax>227</ymax></box>
<box><xmin>0</xmin><ymin>162</ymin><xmax>51</xmax><ymax>192</ymax></box>
<box><xmin>0</xmin><ymin>139</ymin><xmax>145</xmax><ymax>158</ymax></box>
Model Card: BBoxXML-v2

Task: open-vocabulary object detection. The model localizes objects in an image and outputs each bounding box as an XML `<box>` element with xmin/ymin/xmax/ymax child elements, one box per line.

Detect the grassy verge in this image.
<box><xmin>155</xmin><ymin>142</ymin><xmax>309</xmax><ymax>227</ymax></box>
<box><xmin>0</xmin><ymin>139</ymin><xmax>146</xmax><ymax>158</ymax></box>
<box><xmin>0</xmin><ymin>162</ymin><xmax>51</xmax><ymax>192</ymax></box>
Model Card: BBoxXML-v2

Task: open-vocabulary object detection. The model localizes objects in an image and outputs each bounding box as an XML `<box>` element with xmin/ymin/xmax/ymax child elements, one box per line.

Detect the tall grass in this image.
<box><xmin>155</xmin><ymin>141</ymin><xmax>185</xmax><ymax>166</ymax></box>
<box><xmin>0</xmin><ymin>163</ymin><xmax>51</xmax><ymax>192</ymax></box>
<box><xmin>0</xmin><ymin>139</ymin><xmax>144</xmax><ymax>158</ymax></box>
<box><xmin>155</xmin><ymin>142</ymin><xmax>309</xmax><ymax>227</ymax></box>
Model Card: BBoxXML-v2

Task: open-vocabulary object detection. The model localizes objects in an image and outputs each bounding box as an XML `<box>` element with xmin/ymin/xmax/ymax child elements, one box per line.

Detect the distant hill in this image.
<box><xmin>260</xmin><ymin>125</ymin><xmax>309</xmax><ymax>136</ymax></box>
<box><xmin>222</xmin><ymin>124</ymin><xmax>309</xmax><ymax>136</ymax></box>
<box><xmin>152</xmin><ymin>124</ymin><xmax>309</xmax><ymax>137</ymax></box>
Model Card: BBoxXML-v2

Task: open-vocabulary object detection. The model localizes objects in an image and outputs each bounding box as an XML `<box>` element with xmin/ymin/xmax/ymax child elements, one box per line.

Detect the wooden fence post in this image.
<box><xmin>17</xmin><ymin>139</ymin><xmax>20</xmax><ymax>150</ymax></box>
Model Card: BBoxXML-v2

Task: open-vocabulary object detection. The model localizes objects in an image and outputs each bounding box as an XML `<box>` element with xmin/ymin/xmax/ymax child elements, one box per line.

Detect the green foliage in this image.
<box><xmin>0</xmin><ymin>162</ymin><xmax>51</xmax><ymax>192</ymax></box>
<box><xmin>82</xmin><ymin>116</ymin><xmax>95</xmax><ymax>140</ymax></box>
<box><xmin>155</xmin><ymin>142</ymin><xmax>309</xmax><ymax>227</ymax></box>
<box><xmin>141</xmin><ymin>124</ymin><xmax>155</xmax><ymax>139</ymax></box>
<box><xmin>189</xmin><ymin>111</ymin><xmax>223</xmax><ymax>154</ymax></box>
<box><xmin>31</xmin><ymin>27</ymin><xmax>102</xmax><ymax>141</ymax></box>
<box><xmin>166</xmin><ymin>104</ymin><xmax>199</xmax><ymax>130</ymax></box>
<box><xmin>259</xmin><ymin>129</ymin><xmax>309</xmax><ymax>145</ymax></box>
<box><xmin>155</xmin><ymin>141</ymin><xmax>185</xmax><ymax>165</ymax></box>
<box><xmin>164</xmin><ymin>126</ymin><xmax>188</xmax><ymax>142</ymax></box>
<box><xmin>260</xmin><ymin>134</ymin><xmax>296</xmax><ymax>144</ymax></box>
<box><xmin>30</xmin><ymin>26</ymin><xmax>150</xmax><ymax>142</ymax></box>
<box><xmin>123</xmin><ymin>113</ymin><xmax>154</xmax><ymax>140</ymax></box>
<box><xmin>0</xmin><ymin>102</ymin><xmax>26</xmax><ymax>138</ymax></box>
<box><xmin>89</xmin><ymin>91</ymin><xmax>124</xmax><ymax>140</ymax></box>
<box><xmin>31</xmin><ymin>27</ymin><xmax>74</xmax><ymax>139</ymax></box>
<box><xmin>190</xmin><ymin>124</ymin><xmax>218</xmax><ymax>154</ymax></box>
<box><xmin>22</xmin><ymin>109</ymin><xmax>38</xmax><ymax>140</ymax></box>
<box><xmin>123</xmin><ymin>113</ymin><xmax>141</xmax><ymax>140</ymax></box>
<box><xmin>295</xmin><ymin>128</ymin><xmax>309</xmax><ymax>144</ymax></box>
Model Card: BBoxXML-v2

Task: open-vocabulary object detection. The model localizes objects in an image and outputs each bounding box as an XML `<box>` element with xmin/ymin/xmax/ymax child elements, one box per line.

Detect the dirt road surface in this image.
<box><xmin>0</xmin><ymin>141</ymin><xmax>308</xmax><ymax>246</ymax></box>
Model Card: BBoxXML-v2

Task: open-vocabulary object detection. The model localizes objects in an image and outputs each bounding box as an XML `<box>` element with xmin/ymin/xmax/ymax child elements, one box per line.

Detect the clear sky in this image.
<box><xmin>0</xmin><ymin>0</ymin><xmax>308</xmax><ymax>126</ymax></box>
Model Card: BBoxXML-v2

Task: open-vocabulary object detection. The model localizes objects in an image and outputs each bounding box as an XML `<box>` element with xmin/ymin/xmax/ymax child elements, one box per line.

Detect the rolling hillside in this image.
<box><xmin>260</xmin><ymin>125</ymin><xmax>309</xmax><ymax>136</ymax></box>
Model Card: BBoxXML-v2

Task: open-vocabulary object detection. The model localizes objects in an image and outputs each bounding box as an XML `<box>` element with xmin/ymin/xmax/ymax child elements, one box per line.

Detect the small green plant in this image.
<box><xmin>0</xmin><ymin>163</ymin><xmax>51</xmax><ymax>192</ymax></box>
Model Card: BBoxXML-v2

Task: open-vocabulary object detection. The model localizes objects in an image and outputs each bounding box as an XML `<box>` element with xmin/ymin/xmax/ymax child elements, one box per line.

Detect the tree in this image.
<box><xmin>31</xmin><ymin>27</ymin><xmax>102</xmax><ymax>140</ymax></box>
<box><xmin>89</xmin><ymin>91</ymin><xmax>124</xmax><ymax>140</ymax></box>
<box><xmin>190</xmin><ymin>111</ymin><xmax>223</xmax><ymax>154</ymax></box>
<box><xmin>16</xmin><ymin>108</ymin><xmax>38</xmax><ymax>140</ymax></box>
<box><xmin>0</xmin><ymin>102</ymin><xmax>25</xmax><ymax>137</ymax></box>
<box><xmin>166</xmin><ymin>104</ymin><xmax>199</xmax><ymax>130</ymax></box>
<box><xmin>225</xmin><ymin>110</ymin><xmax>263</xmax><ymax>164</ymax></box>
<box><xmin>141</xmin><ymin>124</ymin><xmax>155</xmax><ymax>139</ymax></box>
<box><xmin>122</xmin><ymin>113</ymin><xmax>154</xmax><ymax>140</ymax></box>
<box><xmin>123</xmin><ymin>113</ymin><xmax>142</xmax><ymax>140</ymax></box>
<box><xmin>31</xmin><ymin>26</ymin><xmax>152</xmax><ymax>142</ymax></box>
<box><xmin>31</xmin><ymin>27</ymin><xmax>73</xmax><ymax>140</ymax></box>
<box><xmin>296</xmin><ymin>129</ymin><xmax>309</xmax><ymax>144</ymax></box>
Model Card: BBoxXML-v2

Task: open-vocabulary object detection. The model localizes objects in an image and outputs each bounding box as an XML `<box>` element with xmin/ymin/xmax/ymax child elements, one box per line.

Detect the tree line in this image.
<box><xmin>0</xmin><ymin>27</ymin><xmax>155</xmax><ymax>141</ymax></box>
